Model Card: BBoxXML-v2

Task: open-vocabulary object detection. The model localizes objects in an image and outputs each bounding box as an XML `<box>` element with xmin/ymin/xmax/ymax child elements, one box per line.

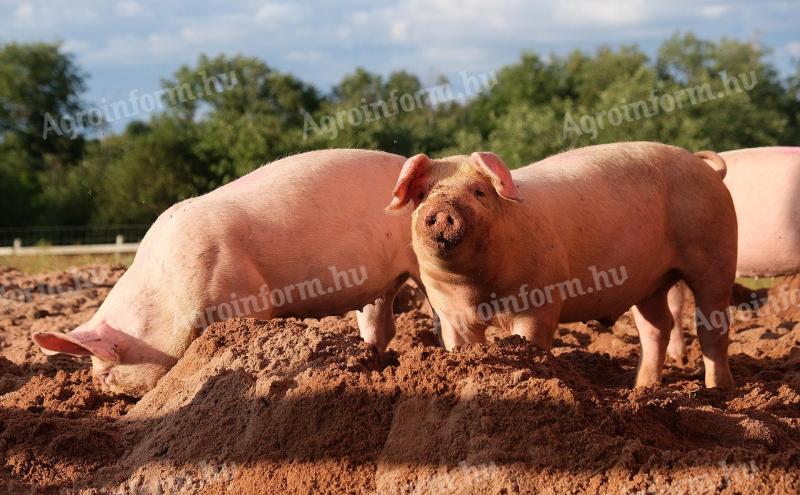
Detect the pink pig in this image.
<box><xmin>667</xmin><ymin>146</ymin><xmax>800</xmax><ymax>363</ymax></box>
<box><xmin>33</xmin><ymin>149</ymin><xmax>419</xmax><ymax>396</ymax></box>
<box><xmin>388</xmin><ymin>142</ymin><xmax>738</xmax><ymax>388</ymax></box>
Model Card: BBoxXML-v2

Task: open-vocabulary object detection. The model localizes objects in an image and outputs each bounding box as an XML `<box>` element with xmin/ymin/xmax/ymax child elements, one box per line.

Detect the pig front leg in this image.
<box><xmin>357</xmin><ymin>283</ymin><xmax>403</xmax><ymax>350</ymax></box>
<box><xmin>437</xmin><ymin>312</ymin><xmax>487</xmax><ymax>350</ymax></box>
<box><xmin>510</xmin><ymin>311</ymin><xmax>560</xmax><ymax>350</ymax></box>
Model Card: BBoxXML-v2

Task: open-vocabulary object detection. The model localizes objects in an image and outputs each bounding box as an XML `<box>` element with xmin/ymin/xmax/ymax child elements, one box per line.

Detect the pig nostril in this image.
<box><xmin>446</xmin><ymin>215</ymin><xmax>454</xmax><ymax>225</ymax></box>
<box><xmin>425</xmin><ymin>214</ymin><xmax>436</xmax><ymax>226</ymax></box>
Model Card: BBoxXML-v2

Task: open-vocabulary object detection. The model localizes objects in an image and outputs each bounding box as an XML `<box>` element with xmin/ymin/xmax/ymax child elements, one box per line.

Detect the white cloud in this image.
<box><xmin>115</xmin><ymin>1</ymin><xmax>144</xmax><ymax>17</ymax></box>
<box><xmin>390</xmin><ymin>20</ymin><xmax>409</xmax><ymax>43</ymax></box>
<box><xmin>76</xmin><ymin>3</ymin><xmax>306</xmax><ymax>66</ymax></box>
<box><xmin>7</xmin><ymin>1</ymin><xmax>98</xmax><ymax>29</ymax></box>
<box><xmin>285</xmin><ymin>50</ymin><xmax>322</xmax><ymax>63</ymax></box>
<box><xmin>336</xmin><ymin>25</ymin><xmax>352</xmax><ymax>40</ymax></box>
<box><xmin>61</xmin><ymin>39</ymin><xmax>93</xmax><ymax>54</ymax></box>
<box><xmin>82</xmin><ymin>34</ymin><xmax>182</xmax><ymax>65</ymax></box>
<box><xmin>351</xmin><ymin>11</ymin><xmax>369</xmax><ymax>25</ymax></box>
<box><xmin>255</xmin><ymin>2</ymin><xmax>304</xmax><ymax>24</ymax></box>
<box><xmin>179</xmin><ymin>23</ymin><xmax>245</xmax><ymax>44</ymax></box>
<box><xmin>701</xmin><ymin>4</ymin><xmax>731</xmax><ymax>19</ymax></box>
<box><xmin>332</xmin><ymin>0</ymin><xmax>663</xmax><ymax>59</ymax></box>
<box><xmin>14</xmin><ymin>3</ymin><xmax>34</xmax><ymax>19</ymax></box>
<box><xmin>420</xmin><ymin>46</ymin><xmax>490</xmax><ymax>65</ymax></box>
<box><xmin>786</xmin><ymin>41</ymin><xmax>800</xmax><ymax>58</ymax></box>
<box><xmin>553</xmin><ymin>0</ymin><xmax>652</xmax><ymax>26</ymax></box>
<box><xmin>0</xmin><ymin>0</ymin><xmax>794</xmax><ymax>96</ymax></box>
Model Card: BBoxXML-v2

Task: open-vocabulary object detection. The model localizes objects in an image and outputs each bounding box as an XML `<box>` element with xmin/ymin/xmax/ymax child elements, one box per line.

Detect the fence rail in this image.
<box><xmin>0</xmin><ymin>225</ymin><xmax>150</xmax><ymax>248</ymax></box>
<box><xmin>0</xmin><ymin>236</ymin><xmax>139</xmax><ymax>256</ymax></box>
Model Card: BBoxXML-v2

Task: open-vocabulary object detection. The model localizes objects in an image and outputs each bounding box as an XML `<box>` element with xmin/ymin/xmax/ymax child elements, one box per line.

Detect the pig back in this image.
<box><xmin>506</xmin><ymin>142</ymin><xmax>735</xmax><ymax>321</ymax></box>
<box><xmin>204</xmin><ymin>149</ymin><xmax>417</xmax><ymax>316</ymax></box>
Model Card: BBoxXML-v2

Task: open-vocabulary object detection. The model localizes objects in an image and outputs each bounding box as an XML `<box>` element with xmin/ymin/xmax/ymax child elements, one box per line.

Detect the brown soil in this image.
<box><xmin>1</xmin><ymin>266</ymin><xmax>798</xmax><ymax>494</ymax></box>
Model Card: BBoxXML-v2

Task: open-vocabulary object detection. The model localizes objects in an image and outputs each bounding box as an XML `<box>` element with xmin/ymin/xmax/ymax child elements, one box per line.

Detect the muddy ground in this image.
<box><xmin>0</xmin><ymin>265</ymin><xmax>798</xmax><ymax>494</ymax></box>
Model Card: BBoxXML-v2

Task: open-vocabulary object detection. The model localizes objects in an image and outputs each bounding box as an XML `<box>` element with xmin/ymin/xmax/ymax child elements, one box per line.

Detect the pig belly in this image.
<box><xmin>262</xmin><ymin>270</ymin><xmax>395</xmax><ymax>320</ymax></box>
<box><xmin>556</xmin><ymin>269</ymin><xmax>676</xmax><ymax>323</ymax></box>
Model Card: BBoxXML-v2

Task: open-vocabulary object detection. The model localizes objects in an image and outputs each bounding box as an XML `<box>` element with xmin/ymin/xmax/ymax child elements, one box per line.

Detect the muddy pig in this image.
<box><xmin>34</xmin><ymin>149</ymin><xmax>419</xmax><ymax>396</ymax></box>
<box><xmin>667</xmin><ymin>146</ymin><xmax>800</xmax><ymax>363</ymax></box>
<box><xmin>387</xmin><ymin>142</ymin><xmax>737</xmax><ymax>388</ymax></box>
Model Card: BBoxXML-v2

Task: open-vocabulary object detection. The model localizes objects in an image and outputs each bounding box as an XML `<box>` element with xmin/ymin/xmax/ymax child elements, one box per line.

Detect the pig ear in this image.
<box><xmin>32</xmin><ymin>323</ymin><xmax>121</xmax><ymax>363</ymax></box>
<box><xmin>386</xmin><ymin>154</ymin><xmax>430</xmax><ymax>211</ymax></box>
<box><xmin>470</xmin><ymin>152</ymin><xmax>523</xmax><ymax>202</ymax></box>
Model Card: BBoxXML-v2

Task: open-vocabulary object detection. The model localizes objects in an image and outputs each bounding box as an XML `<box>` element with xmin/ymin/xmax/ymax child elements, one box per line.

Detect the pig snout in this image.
<box><xmin>418</xmin><ymin>201</ymin><xmax>466</xmax><ymax>252</ymax></box>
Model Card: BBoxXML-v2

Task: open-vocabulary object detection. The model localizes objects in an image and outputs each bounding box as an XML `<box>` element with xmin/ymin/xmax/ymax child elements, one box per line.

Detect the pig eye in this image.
<box><xmin>474</xmin><ymin>189</ymin><xmax>485</xmax><ymax>198</ymax></box>
<box><xmin>417</xmin><ymin>192</ymin><xmax>425</xmax><ymax>201</ymax></box>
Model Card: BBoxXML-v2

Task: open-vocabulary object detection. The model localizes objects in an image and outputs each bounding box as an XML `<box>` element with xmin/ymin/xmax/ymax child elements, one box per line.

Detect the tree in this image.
<box><xmin>88</xmin><ymin>116</ymin><xmax>205</xmax><ymax>224</ymax></box>
<box><xmin>0</xmin><ymin>42</ymin><xmax>95</xmax><ymax>226</ymax></box>
<box><xmin>164</xmin><ymin>54</ymin><xmax>322</xmax><ymax>183</ymax></box>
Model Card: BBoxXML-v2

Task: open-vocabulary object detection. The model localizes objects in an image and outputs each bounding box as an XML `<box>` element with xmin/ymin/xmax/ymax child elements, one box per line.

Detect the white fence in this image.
<box><xmin>0</xmin><ymin>225</ymin><xmax>148</xmax><ymax>257</ymax></box>
<box><xmin>0</xmin><ymin>236</ymin><xmax>140</xmax><ymax>256</ymax></box>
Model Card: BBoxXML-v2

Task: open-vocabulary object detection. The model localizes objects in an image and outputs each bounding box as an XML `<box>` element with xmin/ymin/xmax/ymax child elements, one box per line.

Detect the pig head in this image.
<box><xmin>33</xmin><ymin>267</ymin><xmax>184</xmax><ymax>396</ymax></box>
<box><xmin>387</xmin><ymin>152</ymin><xmax>523</xmax><ymax>270</ymax></box>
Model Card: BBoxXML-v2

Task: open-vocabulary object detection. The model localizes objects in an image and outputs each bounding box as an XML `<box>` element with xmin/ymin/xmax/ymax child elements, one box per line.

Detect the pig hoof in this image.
<box><xmin>666</xmin><ymin>344</ymin><xmax>688</xmax><ymax>367</ymax></box>
<box><xmin>705</xmin><ymin>372</ymin><xmax>735</xmax><ymax>389</ymax></box>
<box><xmin>667</xmin><ymin>352</ymin><xmax>689</xmax><ymax>367</ymax></box>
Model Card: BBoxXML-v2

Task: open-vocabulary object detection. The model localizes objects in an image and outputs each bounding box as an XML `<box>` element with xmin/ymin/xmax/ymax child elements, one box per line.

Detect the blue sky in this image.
<box><xmin>2</xmin><ymin>0</ymin><xmax>799</xmax><ymax>131</ymax></box>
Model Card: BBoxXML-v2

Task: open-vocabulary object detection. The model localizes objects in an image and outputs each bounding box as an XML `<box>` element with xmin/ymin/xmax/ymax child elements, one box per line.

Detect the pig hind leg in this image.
<box><xmin>666</xmin><ymin>282</ymin><xmax>689</xmax><ymax>366</ymax></box>
<box><xmin>633</xmin><ymin>286</ymin><xmax>674</xmax><ymax>387</ymax></box>
<box><xmin>682</xmin><ymin>272</ymin><xmax>734</xmax><ymax>388</ymax></box>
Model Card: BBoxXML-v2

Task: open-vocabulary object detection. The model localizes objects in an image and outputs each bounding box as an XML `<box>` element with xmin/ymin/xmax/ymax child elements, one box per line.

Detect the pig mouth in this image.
<box><xmin>432</xmin><ymin>230</ymin><xmax>464</xmax><ymax>254</ymax></box>
<box><xmin>418</xmin><ymin>203</ymin><xmax>467</xmax><ymax>256</ymax></box>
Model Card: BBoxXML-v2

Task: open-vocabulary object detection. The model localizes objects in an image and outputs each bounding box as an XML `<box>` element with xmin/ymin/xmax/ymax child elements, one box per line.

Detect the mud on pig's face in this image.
<box><xmin>386</xmin><ymin>152</ymin><xmax>523</xmax><ymax>261</ymax></box>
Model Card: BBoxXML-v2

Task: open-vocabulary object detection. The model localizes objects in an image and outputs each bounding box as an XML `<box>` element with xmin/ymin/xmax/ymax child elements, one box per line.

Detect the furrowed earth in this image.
<box><xmin>0</xmin><ymin>265</ymin><xmax>798</xmax><ymax>494</ymax></box>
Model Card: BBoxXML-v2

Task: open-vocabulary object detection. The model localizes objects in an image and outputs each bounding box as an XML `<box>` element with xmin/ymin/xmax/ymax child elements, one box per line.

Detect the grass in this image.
<box><xmin>736</xmin><ymin>277</ymin><xmax>775</xmax><ymax>290</ymax></box>
<box><xmin>0</xmin><ymin>254</ymin><xmax>135</xmax><ymax>274</ymax></box>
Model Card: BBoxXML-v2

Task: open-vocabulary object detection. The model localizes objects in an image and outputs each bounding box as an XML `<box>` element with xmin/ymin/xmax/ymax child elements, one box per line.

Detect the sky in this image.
<box><xmin>2</xmin><ymin>0</ymin><xmax>799</xmax><ymax>131</ymax></box>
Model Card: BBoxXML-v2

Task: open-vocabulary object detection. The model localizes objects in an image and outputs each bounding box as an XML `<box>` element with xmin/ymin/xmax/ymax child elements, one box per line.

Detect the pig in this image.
<box><xmin>33</xmin><ymin>149</ymin><xmax>419</xmax><ymax>396</ymax></box>
<box><xmin>387</xmin><ymin>142</ymin><xmax>738</xmax><ymax>388</ymax></box>
<box><xmin>666</xmin><ymin>146</ymin><xmax>800</xmax><ymax>364</ymax></box>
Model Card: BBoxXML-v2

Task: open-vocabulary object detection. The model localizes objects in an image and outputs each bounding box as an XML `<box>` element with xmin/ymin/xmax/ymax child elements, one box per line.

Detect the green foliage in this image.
<box><xmin>88</xmin><ymin>116</ymin><xmax>208</xmax><ymax>224</ymax></box>
<box><xmin>0</xmin><ymin>42</ymin><xmax>91</xmax><ymax>166</ymax></box>
<box><xmin>0</xmin><ymin>43</ymin><xmax>93</xmax><ymax>226</ymax></box>
<box><xmin>0</xmin><ymin>34</ymin><xmax>798</xmax><ymax>227</ymax></box>
<box><xmin>303</xmin><ymin>68</ymin><xmax>462</xmax><ymax>157</ymax></box>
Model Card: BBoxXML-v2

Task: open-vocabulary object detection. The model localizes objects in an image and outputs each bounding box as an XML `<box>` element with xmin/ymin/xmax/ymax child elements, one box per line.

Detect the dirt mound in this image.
<box><xmin>0</xmin><ymin>266</ymin><xmax>134</xmax><ymax>493</ymax></box>
<box><xmin>764</xmin><ymin>274</ymin><xmax>800</xmax><ymax>322</ymax></box>
<box><xmin>0</xmin><ymin>264</ymin><xmax>126</xmax><ymax>368</ymax></box>
<box><xmin>0</xmin><ymin>264</ymin><xmax>124</xmax><ymax>298</ymax></box>
<box><xmin>1</xmin><ymin>266</ymin><xmax>799</xmax><ymax>493</ymax></box>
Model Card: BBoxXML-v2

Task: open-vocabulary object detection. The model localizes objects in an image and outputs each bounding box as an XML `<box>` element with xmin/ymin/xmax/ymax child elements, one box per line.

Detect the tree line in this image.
<box><xmin>1</xmin><ymin>33</ymin><xmax>798</xmax><ymax>227</ymax></box>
